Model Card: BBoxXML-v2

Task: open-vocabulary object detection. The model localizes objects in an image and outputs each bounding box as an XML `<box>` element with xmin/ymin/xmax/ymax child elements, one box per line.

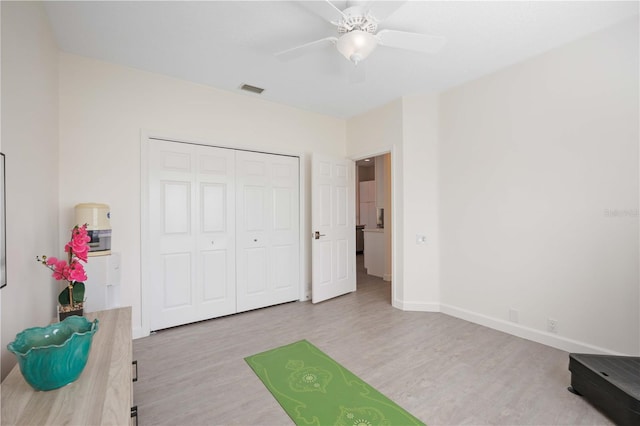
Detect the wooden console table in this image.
<box><xmin>1</xmin><ymin>307</ymin><xmax>135</xmax><ymax>425</ymax></box>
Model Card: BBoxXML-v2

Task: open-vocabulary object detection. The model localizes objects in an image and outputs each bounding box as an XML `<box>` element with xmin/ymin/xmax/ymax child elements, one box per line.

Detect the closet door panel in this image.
<box><xmin>273</xmin><ymin>245</ymin><xmax>293</xmax><ymax>289</ymax></box>
<box><xmin>245</xmin><ymin>247</ymin><xmax>268</xmax><ymax>295</ymax></box>
<box><xmin>201</xmin><ymin>183</ymin><xmax>226</xmax><ymax>232</ymax></box>
<box><xmin>162</xmin><ymin>253</ymin><xmax>192</xmax><ymax>308</ymax></box>
<box><xmin>149</xmin><ymin>143</ymin><xmax>198</xmax><ymax>330</ymax></box>
<box><xmin>201</xmin><ymin>250</ymin><xmax>228</xmax><ymax>301</ymax></box>
<box><xmin>149</xmin><ymin>141</ymin><xmax>236</xmax><ymax>330</ymax></box>
<box><xmin>194</xmin><ymin>144</ymin><xmax>236</xmax><ymax>322</ymax></box>
<box><xmin>236</xmin><ymin>151</ymin><xmax>299</xmax><ymax>312</ymax></box>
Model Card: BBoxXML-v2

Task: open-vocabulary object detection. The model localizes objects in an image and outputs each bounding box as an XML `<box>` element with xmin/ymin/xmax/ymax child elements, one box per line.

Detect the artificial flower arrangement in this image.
<box><xmin>37</xmin><ymin>224</ymin><xmax>91</xmax><ymax>317</ymax></box>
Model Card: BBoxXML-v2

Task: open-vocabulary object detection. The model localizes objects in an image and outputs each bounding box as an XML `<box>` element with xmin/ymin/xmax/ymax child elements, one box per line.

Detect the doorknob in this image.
<box><xmin>314</xmin><ymin>231</ymin><xmax>326</xmax><ymax>240</ymax></box>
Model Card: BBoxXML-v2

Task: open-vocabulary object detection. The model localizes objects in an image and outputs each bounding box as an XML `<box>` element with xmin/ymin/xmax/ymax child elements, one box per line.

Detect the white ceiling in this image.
<box><xmin>43</xmin><ymin>1</ymin><xmax>639</xmax><ymax>119</ymax></box>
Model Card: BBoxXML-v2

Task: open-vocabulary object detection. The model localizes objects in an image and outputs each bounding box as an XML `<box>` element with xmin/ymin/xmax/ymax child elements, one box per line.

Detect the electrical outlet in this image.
<box><xmin>547</xmin><ymin>318</ymin><xmax>558</xmax><ymax>333</ymax></box>
<box><xmin>509</xmin><ymin>308</ymin><xmax>519</xmax><ymax>323</ymax></box>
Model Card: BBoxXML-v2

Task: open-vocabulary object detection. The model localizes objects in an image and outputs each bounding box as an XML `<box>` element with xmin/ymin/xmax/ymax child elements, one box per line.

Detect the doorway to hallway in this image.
<box><xmin>354</xmin><ymin>152</ymin><xmax>392</xmax><ymax>299</ymax></box>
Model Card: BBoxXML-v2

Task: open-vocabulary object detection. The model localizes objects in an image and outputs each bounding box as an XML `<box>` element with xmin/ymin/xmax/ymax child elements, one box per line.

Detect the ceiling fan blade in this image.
<box><xmin>358</xmin><ymin>1</ymin><xmax>407</xmax><ymax>22</ymax></box>
<box><xmin>275</xmin><ymin>37</ymin><xmax>338</xmax><ymax>61</ymax></box>
<box><xmin>299</xmin><ymin>0</ymin><xmax>346</xmax><ymax>25</ymax></box>
<box><xmin>376</xmin><ymin>29</ymin><xmax>446</xmax><ymax>53</ymax></box>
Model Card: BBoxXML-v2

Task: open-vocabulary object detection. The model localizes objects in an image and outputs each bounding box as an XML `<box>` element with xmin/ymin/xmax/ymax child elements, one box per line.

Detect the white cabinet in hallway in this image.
<box><xmin>359</xmin><ymin>180</ymin><xmax>376</xmax><ymax>229</ymax></box>
<box><xmin>363</xmin><ymin>228</ymin><xmax>388</xmax><ymax>280</ymax></box>
<box><xmin>147</xmin><ymin>140</ymin><xmax>299</xmax><ymax>330</ymax></box>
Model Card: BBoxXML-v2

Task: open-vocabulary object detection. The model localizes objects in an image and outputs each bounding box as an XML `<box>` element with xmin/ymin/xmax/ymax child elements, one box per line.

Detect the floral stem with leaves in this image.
<box><xmin>37</xmin><ymin>224</ymin><xmax>91</xmax><ymax>312</ymax></box>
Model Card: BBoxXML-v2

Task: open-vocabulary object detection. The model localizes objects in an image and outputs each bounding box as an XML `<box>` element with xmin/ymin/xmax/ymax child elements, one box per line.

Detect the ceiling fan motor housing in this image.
<box><xmin>334</xmin><ymin>6</ymin><xmax>379</xmax><ymax>64</ymax></box>
<box><xmin>336</xmin><ymin>6</ymin><xmax>378</xmax><ymax>35</ymax></box>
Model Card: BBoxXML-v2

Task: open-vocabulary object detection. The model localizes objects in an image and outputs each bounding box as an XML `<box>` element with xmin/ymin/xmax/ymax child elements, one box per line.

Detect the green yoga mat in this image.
<box><xmin>245</xmin><ymin>340</ymin><xmax>425</xmax><ymax>426</ymax></box>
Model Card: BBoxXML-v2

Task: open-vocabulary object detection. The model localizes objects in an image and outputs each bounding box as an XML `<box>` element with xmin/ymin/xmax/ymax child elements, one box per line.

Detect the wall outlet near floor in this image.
<box><xmin>508</xmin><ymin>308</ymin><xmax>519</xmax><ymax>323</ymax></box>
<box><xmin>547</xmin><ymin>318</ymin><xmax>558</xmax><ymax>333</ymax></box>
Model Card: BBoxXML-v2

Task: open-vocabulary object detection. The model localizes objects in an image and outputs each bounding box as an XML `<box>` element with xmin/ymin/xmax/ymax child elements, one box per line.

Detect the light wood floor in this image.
<box><xmin>133</xmin><ymin>256</ymin><xmax>612</xmax><ymax>425</ymax></box>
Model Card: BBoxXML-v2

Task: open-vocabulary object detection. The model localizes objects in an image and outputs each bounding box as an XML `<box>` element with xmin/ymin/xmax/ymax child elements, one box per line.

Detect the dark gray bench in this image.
<box><xmin>568</xmin><ymin>353</ymin><xmax>640</xmax><ymax>425</ymax></box>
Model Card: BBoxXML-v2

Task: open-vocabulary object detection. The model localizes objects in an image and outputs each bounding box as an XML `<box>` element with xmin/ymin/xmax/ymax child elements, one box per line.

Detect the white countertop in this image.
<box><xmin>362</xmin><ymin>228</ymin><xmax>384</xmax><ymax>233</ymax></box>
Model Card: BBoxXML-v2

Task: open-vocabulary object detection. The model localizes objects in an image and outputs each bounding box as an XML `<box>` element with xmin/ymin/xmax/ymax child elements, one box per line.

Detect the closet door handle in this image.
<box><xmin>314</xmin><ymin>231</ymin><xmax>326</xmax><ymax>240</ymax></box>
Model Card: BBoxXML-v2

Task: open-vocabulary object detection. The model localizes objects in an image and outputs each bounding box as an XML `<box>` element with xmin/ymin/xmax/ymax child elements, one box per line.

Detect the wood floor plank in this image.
<box><xmin>133</xmin><ymin>256</ymin><xmax>613</xmax><ymax>425</ymax></box>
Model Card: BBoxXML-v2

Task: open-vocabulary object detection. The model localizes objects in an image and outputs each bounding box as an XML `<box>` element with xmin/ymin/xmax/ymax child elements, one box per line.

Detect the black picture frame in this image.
<box><xmin>1</xmin><ymin>152</ymin><xmax>5</xmax><ymax>289</ymax></box>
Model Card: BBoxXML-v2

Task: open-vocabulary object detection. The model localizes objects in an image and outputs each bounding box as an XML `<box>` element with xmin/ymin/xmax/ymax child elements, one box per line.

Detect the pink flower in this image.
<box><xmin>66</xmin><ymin>240</ymin><xmax>89</xmax><ymax>262</ymax></box>
<box><xmin>64</xmin><ymin>224</ymin><xmax>91</xmax><ymax>262</ymax></box>
<box><xmin>49</xmin><ymin>258</ymin><xmax>71</xmax><ymax>281</ymax></box>
<box><xmin>39</xmin><ymin>224</ymin><xmax>90</xmax><ymax>284</ymax></box>
<box><xmin>69</xmin><ymin>261</ymin><xmax>87</xmax><ymax>282</ymax></box>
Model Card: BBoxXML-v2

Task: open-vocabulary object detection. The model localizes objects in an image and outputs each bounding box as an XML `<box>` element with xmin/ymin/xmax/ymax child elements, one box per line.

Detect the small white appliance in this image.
<box><xmin>74</xmin><ymin>203</ymin><xmax>111</xmax><ymax>256</ymax></box>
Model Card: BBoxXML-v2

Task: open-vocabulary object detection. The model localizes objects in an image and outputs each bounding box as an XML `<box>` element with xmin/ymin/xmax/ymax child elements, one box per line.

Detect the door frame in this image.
<box><xmin>140</xmin><ymin>130</ymin><xmax>307</xmax><ymax>338</ymax></box>
<box><xmin>350</xmin><ymin>147</ymin><xmax>396</xmax><ymax>303</ymax></box>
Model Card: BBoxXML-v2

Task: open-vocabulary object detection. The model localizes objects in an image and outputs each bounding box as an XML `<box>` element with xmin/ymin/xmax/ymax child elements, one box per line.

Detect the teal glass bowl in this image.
<box><xmin>7</xmin><ymin>316</ymin><xmax>99</xmax><ymax>391</ymax></box>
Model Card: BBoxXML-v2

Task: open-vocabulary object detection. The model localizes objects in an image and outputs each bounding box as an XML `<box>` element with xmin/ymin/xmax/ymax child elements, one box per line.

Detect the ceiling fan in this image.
<box><xmin>276</xmin><ymin>0</ymin><xmax>446</xmax><ymax>66</ymax></box>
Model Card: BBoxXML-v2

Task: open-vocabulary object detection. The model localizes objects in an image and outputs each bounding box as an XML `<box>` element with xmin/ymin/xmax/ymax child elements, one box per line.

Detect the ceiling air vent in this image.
<box><xmin>240</xmin><ymin>84</ymin><xmax>265</xmax><ymax>95</ymax></box>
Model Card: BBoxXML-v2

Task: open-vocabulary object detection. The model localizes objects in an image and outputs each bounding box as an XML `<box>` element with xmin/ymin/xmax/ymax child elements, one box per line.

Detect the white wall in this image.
<box><xmin>1</xmin><ymin>1</ymin><xmax>60</xmax><ymax>379</ymax></box>
<box><xmin>346</xmin><ymin>96</ymin><xmax>441</xmax><ymax>311</ymax></box>
<box><xmin>439</xmin><ymin>18</ymin><xmax>639</xmax><ymax>355</ymax></box>
<box><xmin>400</xmin><ymin>95</ymin><xmax>440</xmax><ymax>309</ymax></box>
<box><xmin>346</xmin><ymin>100</ymin><xmax>405</xmax><ymax>301</ymax></box>
<box><xmin>58</xmin><ymin>53</ymin><xmax>346</xmax><ymax>337</ymax></box>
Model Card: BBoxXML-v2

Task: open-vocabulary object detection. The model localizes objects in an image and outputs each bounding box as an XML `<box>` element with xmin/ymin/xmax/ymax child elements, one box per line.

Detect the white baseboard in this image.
<box><xmin>133</xmin><ymin>327</ymin><xmax>148</xmax><ymax>339</ymax></box>
<box><xmin>439</xmin><ymin>303</ymin><xmax>625</xmax><ymax>356</ymax></box>
<box><xmin>383</xmin><ymin>273</ymin><xmax>392</xmax><ymax>282</ymax></box>
<box><xmin>390</xmin><ymin>299</ymin><xmax>624</xmax><ymax>355</ymax></box>
<box><xmin>392</xmin><ymin>299</ymin><xmax>441</xmax><ymax>312</ymax></box>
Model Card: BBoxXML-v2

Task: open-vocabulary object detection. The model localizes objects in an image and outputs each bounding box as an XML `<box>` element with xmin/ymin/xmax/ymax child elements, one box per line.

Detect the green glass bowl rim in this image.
<box><xmin>7</xmin><ymin>316</ymin><xmax>99</xmax><ymax>357</ymax></box>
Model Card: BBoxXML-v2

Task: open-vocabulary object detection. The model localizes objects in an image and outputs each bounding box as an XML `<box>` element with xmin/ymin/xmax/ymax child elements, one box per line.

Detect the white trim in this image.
<box><xmin>139</xmin><ymin>130</ymin><xmax>151</xmax><ymax>338</ymax></box>
<box><xmin>298</xmin><ymin>153</ymin><xmax>309</xmax><ymax>301</ymax></box>
<box><xmin>393</xmin><ymin>300</ymin><xmax>441</xmax><ymax>312</ymax></box>
<box><xmin>132</xmin><ymin>327</ymin><xmax>145</xmax><ymax>339</ymax></box>
<box><xmin>390</xmin><ymin>144</ymin><xmax>400</xmax><ymax>309</ymax></box>
<box><xmin>440</xmin><ymin>303</ymin><xmax>627</xmax><ymax>356</ymax></box>
<box><xmin>391</xmin><ymin>298</ymin><xmax>626</xmax><ymax>355</ymax></box>
<box><xmin>139</xmin><ymin>130</ymin><xmax>306</xmax><ymax>337</ymax></box>
<box><xmin>143</xmin><ymin>129</ymin><xmax>302</xmax><ymax>159</ymax></box>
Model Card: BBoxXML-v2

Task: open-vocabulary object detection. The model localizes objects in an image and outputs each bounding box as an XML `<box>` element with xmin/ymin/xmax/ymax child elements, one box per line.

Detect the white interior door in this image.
<box><xmin>311</xmin><ymin>154</ymin><xmax>356</xmax><ymax>303</ymax></box>
<box><xmin>149</xmin><ymin>140</ymin><xmax>236</xmax><ymax>330</ymax></box>
<box><xmin>236</xmin><ymin>151</ymin><xmax>300</xmax><ymax>312</ymax></box>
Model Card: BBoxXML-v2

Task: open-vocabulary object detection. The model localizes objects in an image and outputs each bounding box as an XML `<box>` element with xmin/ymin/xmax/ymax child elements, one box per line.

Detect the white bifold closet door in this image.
<box><xmin>149</xmin><ymin>141</ymin><xmax>237</xmax><ymax>331</ymax></box>
<box><xmin>235</xmin><ymin>151</ymin><xmax>300</xmax><ymax>313</ymax></box>
<box><xmin>148</xmin><ymin>140</ymin><xmax>299</xmax><ymax>331</ymax></box>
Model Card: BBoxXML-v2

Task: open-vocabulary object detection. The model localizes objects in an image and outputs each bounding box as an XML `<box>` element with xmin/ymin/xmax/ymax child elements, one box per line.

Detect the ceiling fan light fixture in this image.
<box><xmin>336</xmin><ymin>30</ymin><xmax>378</xmax><ymax>65</ymax></box>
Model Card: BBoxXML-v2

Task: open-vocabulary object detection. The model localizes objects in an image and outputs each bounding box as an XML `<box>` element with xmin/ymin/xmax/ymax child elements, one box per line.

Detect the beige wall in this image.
<box><xmin>1</xmin><ymin>1</ymin><xmax>60</xmax><ymax>379</ymax></box>
<box><xmin>346</xmin><ymin>96</ymin><xmax>441</xmax><ymax>311</ymax></box>
<box><xmin>58</xmin><ymin>53</ymin><xmax>346</xmax><ymax>337</ymax></box>
<box><xmin>439</xmin><ymin>18</ymin><xmax>639</xmax><ymax>355</ymax></box>
<box><xmin>400</xmin><ymin>95</ymin><xmax>440</xmax><ymax>308</ymax></box>
<box><xmin>346</xmin><ymin>100</ymin><xmax>406</xmax><ymax>301</ymax></box>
